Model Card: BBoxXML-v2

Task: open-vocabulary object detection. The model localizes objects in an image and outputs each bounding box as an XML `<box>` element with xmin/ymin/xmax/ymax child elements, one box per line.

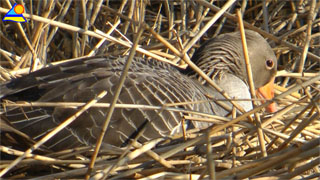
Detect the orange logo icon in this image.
<box><xmin>3</xmin><ymin>3</ymin><xmax>27</xmax><ymax>23</ymax></box>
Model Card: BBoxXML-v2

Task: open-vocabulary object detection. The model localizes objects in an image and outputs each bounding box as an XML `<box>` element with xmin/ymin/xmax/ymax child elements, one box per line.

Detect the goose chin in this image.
<box><xmin>256</xmin><ymin>79</ymin><xmax>277</xmax><ymax>113</ymax></box>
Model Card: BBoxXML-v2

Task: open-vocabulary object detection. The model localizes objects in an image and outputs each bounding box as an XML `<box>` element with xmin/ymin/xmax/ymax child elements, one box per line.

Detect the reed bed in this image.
<box><xmin>0</xmin><ymin>0</ymin><xmax>319</xmax><ymax>179</ymax></box>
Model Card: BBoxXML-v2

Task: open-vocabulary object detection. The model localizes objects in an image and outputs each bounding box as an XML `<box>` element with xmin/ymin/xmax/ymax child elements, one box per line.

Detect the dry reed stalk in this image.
<box><xmin>0</xmin><ymin>0</ymin><xmax>319</xmax><ymax>179</ymax></box>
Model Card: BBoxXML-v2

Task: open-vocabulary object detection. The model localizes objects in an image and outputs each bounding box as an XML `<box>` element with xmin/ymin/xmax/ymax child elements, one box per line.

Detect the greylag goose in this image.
<box><xmin>0</xmin><ymin>30</ymin><xmax>277</xmax><ymax>151</ymax></box>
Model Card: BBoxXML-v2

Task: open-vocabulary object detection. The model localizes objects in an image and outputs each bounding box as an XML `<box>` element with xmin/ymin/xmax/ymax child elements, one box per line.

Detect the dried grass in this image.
<box><xmin>0</xmin><ymin>0</ymin><xmax>319</xmax><ymax>179</ymax></box>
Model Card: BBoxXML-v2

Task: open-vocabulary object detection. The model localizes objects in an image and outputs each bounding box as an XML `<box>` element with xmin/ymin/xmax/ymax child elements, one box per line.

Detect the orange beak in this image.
<box><xmin>256</xmin><ymin>78</ymin><xmax>277</xmax><ymax>113</ymax></box>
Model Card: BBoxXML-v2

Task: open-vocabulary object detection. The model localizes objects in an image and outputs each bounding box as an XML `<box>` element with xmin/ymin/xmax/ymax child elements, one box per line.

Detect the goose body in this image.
<box><xmin>0</xmin><ymin>30</ymin><xmax>277</xmax><ymax>151</ymax></box>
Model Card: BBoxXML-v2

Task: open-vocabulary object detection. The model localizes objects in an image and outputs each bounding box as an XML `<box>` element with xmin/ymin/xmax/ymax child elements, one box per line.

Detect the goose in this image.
<box><xmin>0</xmin><ymin>30</ymin><xmax>277</xmax><ymax>151</ymax></box>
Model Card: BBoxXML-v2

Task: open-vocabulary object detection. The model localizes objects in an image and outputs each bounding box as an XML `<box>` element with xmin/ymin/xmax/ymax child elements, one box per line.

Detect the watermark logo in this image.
<box><xmin>3</xmin><ymin>3</ymin><xmax>26</xmax><ymax>23</ymax></box>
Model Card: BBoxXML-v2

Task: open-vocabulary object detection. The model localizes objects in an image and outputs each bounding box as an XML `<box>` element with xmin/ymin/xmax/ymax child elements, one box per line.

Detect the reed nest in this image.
<box><xmin>0</xmin><ymin>0</ymin><xmax>319</xmax><ymax>179</ymax></box>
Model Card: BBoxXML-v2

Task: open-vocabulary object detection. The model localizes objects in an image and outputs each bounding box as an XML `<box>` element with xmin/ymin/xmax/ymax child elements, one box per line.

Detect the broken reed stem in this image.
<box><xmin>196</xmin><ymin>0</ymin><xmax>320</xmax><ymax>62</ymax></box>
<box><xmin>85</xmin><ymin>26</ymin><xmax>145</xmax><ymax>180</ymax></box>
<box><xmin>236</xmin><ymin>9</ymin><xmax>267</xmax><ymax>157</ymax></box>
<box><xmin>298</xmin><ymin>0</ymin><xmax>316</xmax><ymax>73</ymax></box>
<box><xmin>1</xmin><ymin>1</ymin><xmax>319</xmax><ymax>179</ymax></box>
<box><xmin>0</xmin><ymin>91</ymin><xmax>108</xmax><ymax>177</ymax></box>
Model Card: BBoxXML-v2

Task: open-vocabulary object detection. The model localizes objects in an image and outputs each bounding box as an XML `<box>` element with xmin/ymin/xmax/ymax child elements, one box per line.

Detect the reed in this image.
<box><xmin>0</xmin><ymin>0</ymin><xmax>319</xmax><ymax>179</ymax></box>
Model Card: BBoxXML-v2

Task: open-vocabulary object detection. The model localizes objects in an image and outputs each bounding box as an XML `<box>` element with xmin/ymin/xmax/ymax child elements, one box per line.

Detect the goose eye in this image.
<box><xmin>266</xmin><ymin>59</ymin><xmax>274</xmax><ymax>69</ymax></box>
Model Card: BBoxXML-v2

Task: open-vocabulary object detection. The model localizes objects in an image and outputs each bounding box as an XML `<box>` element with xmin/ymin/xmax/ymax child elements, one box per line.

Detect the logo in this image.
<box><xmin>3</xmin><ymin>3</ymin><xmax>26</xmax><ymax>23</ymax></box>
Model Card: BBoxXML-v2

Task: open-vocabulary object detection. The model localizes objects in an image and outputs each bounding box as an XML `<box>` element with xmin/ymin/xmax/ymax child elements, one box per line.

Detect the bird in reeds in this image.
<box><xmin>0</xmin><ymin>30</ymin><xmax>277</xmax><ymax>151</ymax></box>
